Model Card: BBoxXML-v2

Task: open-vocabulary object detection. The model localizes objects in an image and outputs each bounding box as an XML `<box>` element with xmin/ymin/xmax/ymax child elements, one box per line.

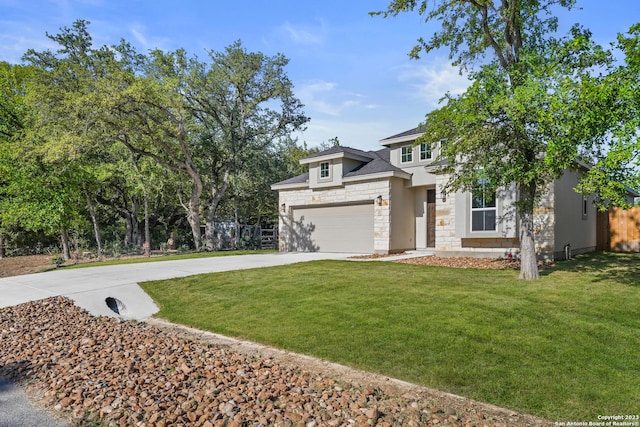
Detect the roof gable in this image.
<box><xmin>299</xmin><ymin>146</ymin><xmax>374</xmax><ymax>164</ymax></box>
<box><xmin>380</xmin><ymin>127</ymin><xmax>426</xmax><ymax>146</ymax></box>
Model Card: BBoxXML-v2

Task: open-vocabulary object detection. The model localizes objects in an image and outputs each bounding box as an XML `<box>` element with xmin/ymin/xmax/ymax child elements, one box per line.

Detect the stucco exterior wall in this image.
<box><xmin>277</xmin><ymin>179</ymin><xmax>392</xmax><ymax>253</ymax></box>
<box><xmin>308</xmin><ymin>159</ymin><xmax>342</xmax><ymax>188</ymax></box>
<box><xmin>414</xmin><ymin>188</ymin><xmax>428</xmax><ymax>249</ymax></box>
<box><xmin>389</xmin><ymin>178</ymin><xmax>415</xmax><ymax>252</ymax></box>
<box><xmin>552</xmin><ymin>169</ymin><xmax>597</xmax><ymax>258</ymax></box>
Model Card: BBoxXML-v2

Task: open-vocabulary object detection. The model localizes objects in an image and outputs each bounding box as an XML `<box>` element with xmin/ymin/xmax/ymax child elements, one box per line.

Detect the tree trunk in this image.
<box><xmin>143</xmin><ymin>191</ymin><xmax>151</xmax><ymax>257</ymax></box>
<box><xmin>518</xmin><ymin>183</ymin><xmax>539</xmax><ymax>280</ymax></box>
<box><xmin>86</xmin><ymin>193</ymin><xmax>103</xmax><ymax>258</ymax></box>
<box><xmin>186</xmin><ymin>203</ymin><xmax>201</xmax><ymax>251</ymax></box>
<box><xmin>234</xmin><ymin>198</ymin><xmax>240</xmax><ymax>250</ymax></box>
<box><xmin>183</xmin><ymin>172</ymin><xmax>203</xmax><ymax>251</ymax></box>
<box><xmin>60</xmin><ymin>227</ymin><xmax>71</xmax><ymax>261</ymax></box>
<box><xmin>204</xmin><ymin>170</ymin><xmax>230</xmax><ymax>251</ymax></box>
<box><xmin>124</xmin><ymin>215</ymin><xmax>133</xmax><ymax>248</ymax></box>
<box><xmin>0</xmin><ymin>232</ymin><xmax>5</xmax><ymax>258</ymax></box>
<box><xmin>123</xmin><ymin>197</ymin><xmax>141</xmax><ymax>249</ymax></box>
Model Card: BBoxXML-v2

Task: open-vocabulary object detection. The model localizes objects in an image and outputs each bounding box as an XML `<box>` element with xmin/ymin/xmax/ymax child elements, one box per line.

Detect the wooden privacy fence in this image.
<box><xmin>597</xmin><ymin>207</ymin><xmax>640</xmax><ymax>252</ymax></box>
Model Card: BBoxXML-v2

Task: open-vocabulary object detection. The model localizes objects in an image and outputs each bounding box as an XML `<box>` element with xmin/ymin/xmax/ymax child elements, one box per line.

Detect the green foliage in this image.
<box><xmin>1</xmin><ymin>20</ymin><xmax>310</xmax><ymax>254</ymax></box>
<box><xmin>0</xmin><ymin>62</ymin><xmax>29</xmax><ymax>140</ymax></box>
<box><xmin>141</xmin><ymin>253</ymin><xmax>640</xmax><ymax>420</ymax></box>
<box><xmin>576</xmin><ymin>24</ymin><xmax>640</xmax><ymax>207</ymax></box>
<box><xmin>52</xmin><ymin>255</ymin><xmax>64</xmax><ymax>268</ymax></box>
<box><xmin>374</xmin><ymin>1</ymin><xmax>624</xmax><ymax>279</ymax></box>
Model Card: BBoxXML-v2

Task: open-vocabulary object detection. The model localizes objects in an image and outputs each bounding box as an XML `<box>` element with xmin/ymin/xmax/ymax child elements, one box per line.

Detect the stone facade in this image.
<box><xmin>433</xmin><ymin>174</ymin><xmax>556</xmax><ymax>259</ymax></box>
<box><xmin>273</xmin><ymin>135</ymin><xmax>597</xmax><ymax>260</ymax></box>
<box><xmin>533</xmin><ymin>183</ymin><xmax>556</xmax><ymax>260</ymax></box>
<box><xmin>278</xmin><ymin>180</ymin><xmax>391</xmax><ymax>253</ymax></box>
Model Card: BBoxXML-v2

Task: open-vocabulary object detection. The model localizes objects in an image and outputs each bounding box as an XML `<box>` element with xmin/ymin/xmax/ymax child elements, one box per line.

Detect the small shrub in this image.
<box><xmin>52</xmin><ymin>255</ymin><xmax>64</xmax><ymax>268</ymax></box>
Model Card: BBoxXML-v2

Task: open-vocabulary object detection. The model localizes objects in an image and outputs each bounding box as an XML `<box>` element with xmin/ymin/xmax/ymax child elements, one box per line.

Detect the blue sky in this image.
<box><xmin>0</xmin><ymin>1</ymin><xmax>637</xmax><ymax>151</ymax></box>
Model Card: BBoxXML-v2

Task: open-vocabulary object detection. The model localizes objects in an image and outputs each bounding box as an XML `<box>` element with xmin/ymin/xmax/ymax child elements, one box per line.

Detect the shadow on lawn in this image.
<box><xmin>546</xmin><ymin>251</ymin><xmax>640</xmax><ymax>286</ymax></box>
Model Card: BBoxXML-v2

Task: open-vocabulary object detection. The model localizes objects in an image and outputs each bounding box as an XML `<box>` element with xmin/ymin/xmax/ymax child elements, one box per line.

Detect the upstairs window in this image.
<box><xmin>471</xmin><ymin>174</ymin><xmax>497</xmax><ymax>231</ymax></box>
<box><xmin>401</xmin><ymin>145</ymin><xmax>413</xmax><ymax>163</ymax></box>
<box><xmin>420</xmin><ymin>143</ymin><xmax>432</xmax><ymax>160</ymax></box>
<box><xmin>319</xmin><ymin>161</ymin><xmax>330</xmax><ymax>179</ymax></box>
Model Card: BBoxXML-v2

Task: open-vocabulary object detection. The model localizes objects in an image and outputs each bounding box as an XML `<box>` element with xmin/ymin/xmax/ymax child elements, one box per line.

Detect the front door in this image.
<box><xmin>427</xmin><ymin>189</ymin><xmax>436</xmax><ymax>248</ymax></box>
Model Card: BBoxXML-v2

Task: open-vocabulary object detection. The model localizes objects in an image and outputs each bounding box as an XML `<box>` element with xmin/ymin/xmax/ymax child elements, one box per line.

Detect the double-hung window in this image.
<box><xmin>319</xmin><ymin>161</ymin><xmax>330</xmax><ymax>179</ymax></box>
<box><xmin>471</xmin><ymin>173</ymin><xmax>497</xmax><ymax>232</ymax></box>
<box><xmin>401</xmin><ymin>145</ymin><xmax>413</xmax><ymax>163</ymax></box>
<box><xmin>420</xmin><ymin>143</ymin><xmax>432</xmax><ymax>160</ymax></box>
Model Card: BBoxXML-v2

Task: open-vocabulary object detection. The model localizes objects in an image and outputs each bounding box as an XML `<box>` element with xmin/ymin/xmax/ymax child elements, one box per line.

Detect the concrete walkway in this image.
<box><xmin>0</xmin><ymin>378</ymin><xmax>69</xmax><ymax>427</ymax></box>
<box><xmin>0</xmin><ymin>252</ymin><xmax>358</xmax><ymax>319</ymax></box>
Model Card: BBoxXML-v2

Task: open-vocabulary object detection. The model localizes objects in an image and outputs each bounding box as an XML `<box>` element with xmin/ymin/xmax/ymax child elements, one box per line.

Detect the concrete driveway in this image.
<box><xmin>0</xmin><ymin>252</ymin><xmax>357</xmax><ymax>320</ymax></box>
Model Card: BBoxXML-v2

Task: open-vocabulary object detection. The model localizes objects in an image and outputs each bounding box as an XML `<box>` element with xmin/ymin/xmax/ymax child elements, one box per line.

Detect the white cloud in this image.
<box><xmin>398</xmin><ymin>59</ymin><xmax>470</xmax><ymax>107</ymax></box>
<box><xmin>297</xmin><ymin>79</ymin><xmax>375</xmax><ymax>117</ymax></box>
<box><xmin>128</xmin><ymin>23</ymin><xmax>171</xmax><ymax>51</ymax></box>
<box><xmin>277</xmin><ymin>21</ymin><xmax>325</xmax><ymax>46</ymax></box>
<box><xmin>130</xmin><ymin>25</ymin><xmax>148</xmax><ymax>48</ymax></box>
<box><xmin>0</xmin><ymin>24</ymin><xmax>58</xmax><ymax>63</ymax></box>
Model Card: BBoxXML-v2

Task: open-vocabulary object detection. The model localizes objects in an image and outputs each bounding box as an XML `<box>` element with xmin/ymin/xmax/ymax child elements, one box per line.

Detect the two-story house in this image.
<box><xmin>271</xmin><ymin>128</ymin><xmax>602</xmax><ymax>259</ymax></box>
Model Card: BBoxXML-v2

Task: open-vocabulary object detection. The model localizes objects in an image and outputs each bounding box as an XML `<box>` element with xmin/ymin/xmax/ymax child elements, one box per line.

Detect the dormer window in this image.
<box><xmin>319</xmin><ymin>161</ymin><xmax>331</xmax><ymax>179</ymax></box>
<box><xmin>401</xmin><ymin>145</ymin><xmax>413</xmax><ymax>163</ymax></box>
<box><xmin>420</xmin><ymin>143</ymin><xmax>432</xmax><ymax>160</ymax></box>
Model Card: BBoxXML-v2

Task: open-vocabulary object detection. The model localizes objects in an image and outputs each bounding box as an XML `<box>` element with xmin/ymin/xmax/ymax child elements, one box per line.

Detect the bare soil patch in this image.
<box><xmin>396</xmin><ymin>256</ymin><xmax>522</xmax><ymax>269</ymax></box>
<box><xmin>0</xmin><ymin>253</ymin><xmax>164</xmax><ymax>278</ymax></box>
<box><xmin>0</xmin><ymin>254</ymin><xmax>55</xmax><ymax>277</ymax></box>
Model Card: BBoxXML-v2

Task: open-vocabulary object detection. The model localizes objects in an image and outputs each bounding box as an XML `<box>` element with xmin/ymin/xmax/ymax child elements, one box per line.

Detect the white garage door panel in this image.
<box><xmin>291</xmin><ymin>204</ymin><xmax>374</xmax><ymax>253</ymax></box>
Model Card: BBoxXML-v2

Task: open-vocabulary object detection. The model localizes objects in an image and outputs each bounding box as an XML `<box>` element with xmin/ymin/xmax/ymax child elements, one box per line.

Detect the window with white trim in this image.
<box><xmin>420</xmin><ymin>143</ymin><xmax>432</xmax><ymax>160</ymax></box>
<box><xmin>401</xmin><ymin>145</ymin><xmax>413</xmax><ymax>163</ymax></box>
<box><xmin>319</xmin><ymin>161</ymin><xmax>330</xmax><ymax>179</ymax></box>
<box><xmin>471</xmin><ymin>174</ymin><xmax>497</xmax><ymax>231</ymax></box>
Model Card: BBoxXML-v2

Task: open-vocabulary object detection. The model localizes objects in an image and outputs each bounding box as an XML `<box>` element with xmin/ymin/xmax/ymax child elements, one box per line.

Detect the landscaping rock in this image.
<box><xmin>1</xmin><ymin>297</ymin><xmax>552</xmax><ymax>426</ymax></box>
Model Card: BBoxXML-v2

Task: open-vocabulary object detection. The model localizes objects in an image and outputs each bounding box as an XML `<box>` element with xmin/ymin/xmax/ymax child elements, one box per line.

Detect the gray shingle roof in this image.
<box><xmin>271</xmin><ymin>145</ymin><xmax>408</xmax><ymax>187</ymax></box>
<box><xmin>301</xmin><ymin>145</ymin><xmax>374</xmax><ymax>160</ymax></box>
<box><xmin>343</xmin><ymin>148</ymin><xmax>406</xmax><ymax>178</ymax></box>
<box><xmin>273</xmin><ymin>172</ymin><xmax>309</xmax><ymax>186</ymax></box>
<box><xmin>380</xmin><ymin>127</ymin><xmax>425</xmax><ymax>141</ymax></box>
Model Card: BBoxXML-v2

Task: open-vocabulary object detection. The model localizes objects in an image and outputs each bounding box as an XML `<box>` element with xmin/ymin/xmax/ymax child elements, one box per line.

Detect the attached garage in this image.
<box><xmin>290</xmin><ymin>203</ymin><xmax>374</xmax><ymax>253</ymax></box>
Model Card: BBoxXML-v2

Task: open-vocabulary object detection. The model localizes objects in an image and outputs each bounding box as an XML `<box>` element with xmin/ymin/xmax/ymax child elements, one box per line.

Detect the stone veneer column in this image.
<box><xmin>373</xmin><ymin>189</ymin><xmax>391</xmax><ymax>254</ymax></box>
<box><xmin>533</xmin><ymin>182</ymin><xmax>555</xmax><ymax>259</ymax></box>
<box><xmin>434</xmin><ymin>174</ymin><xmax>460</xmax><ymax>252</ymax></box>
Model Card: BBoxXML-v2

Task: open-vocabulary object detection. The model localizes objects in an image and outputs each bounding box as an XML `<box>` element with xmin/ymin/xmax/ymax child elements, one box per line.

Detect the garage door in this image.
<box><xmin>291</xmin><ymin>203</ymin><xmax>374</xmax><ymax>253</ymax></box>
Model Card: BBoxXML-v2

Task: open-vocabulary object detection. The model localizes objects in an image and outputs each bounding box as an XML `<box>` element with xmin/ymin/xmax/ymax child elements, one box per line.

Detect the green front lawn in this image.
<box><xmin>140</xmin><ymin>252</ymin><xmax>640</xmax><ymax>421</ymax></box>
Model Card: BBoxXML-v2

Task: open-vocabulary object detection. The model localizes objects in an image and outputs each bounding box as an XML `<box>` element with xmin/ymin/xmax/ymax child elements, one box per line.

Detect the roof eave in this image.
<box><xmin>300</xmin><ymin>151</ymin><xmax>373</xmax><ymax>165</ymax></box>
<box><xmin>379</xmin><ymin>131</ymin><xmax>426</xmax><ymax>146</ymax></box>
<box><xmin>343</xmin><ymin>171</ymin><xmax>412</xmax><ymax>182</ymax></box>
<box><xmin>271</xmin><ymin>182</ymin><xmax>309</xmax><ymax>191</ymax></box>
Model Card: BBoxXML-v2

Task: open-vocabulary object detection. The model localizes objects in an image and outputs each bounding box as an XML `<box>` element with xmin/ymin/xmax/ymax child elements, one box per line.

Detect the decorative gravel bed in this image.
<box><xmin>0</xmin><ymin>297</ymin><xmax>551</xmax><ymax>426</ymax></box>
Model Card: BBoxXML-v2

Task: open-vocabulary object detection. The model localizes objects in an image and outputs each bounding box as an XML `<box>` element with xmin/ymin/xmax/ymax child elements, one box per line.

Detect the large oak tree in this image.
<box><xmin>375</xmin><ymin>0</ymin><xmax>615</xmax><ymax>279</ymax></box>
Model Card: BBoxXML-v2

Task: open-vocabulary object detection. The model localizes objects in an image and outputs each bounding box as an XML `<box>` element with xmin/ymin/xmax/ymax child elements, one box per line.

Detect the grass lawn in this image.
<box><xmin>140</xmin><ymin>252</ymin><xmax>640</xmax><ymax>421</ymax></box>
